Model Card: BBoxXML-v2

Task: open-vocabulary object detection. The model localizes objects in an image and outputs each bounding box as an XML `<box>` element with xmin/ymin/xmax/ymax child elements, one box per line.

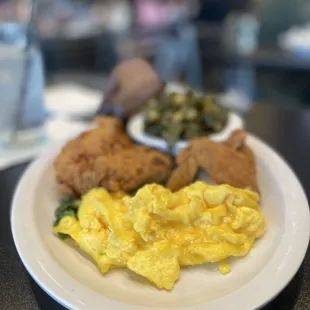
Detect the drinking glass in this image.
<box><xmin>0</xmin><ymin>0</ymin><xmax>45</xmax><ymax>147</ymax></box>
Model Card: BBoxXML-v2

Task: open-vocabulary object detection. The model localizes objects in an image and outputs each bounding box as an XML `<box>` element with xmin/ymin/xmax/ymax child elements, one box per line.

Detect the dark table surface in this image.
<box><xmin>1</xmin><ymin>103</ymin><xmax>310</xmax><ymax>310</ymax></box>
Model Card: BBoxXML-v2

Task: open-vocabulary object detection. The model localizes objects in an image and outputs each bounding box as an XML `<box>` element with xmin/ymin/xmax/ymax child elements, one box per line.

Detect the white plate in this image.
<box><xmin>45</xmin><ymin>84</ymin><xmax>102</xmax><ymax>119</ymax></box>
<box><xmin>127</xmin><ymin>112</ymin><xmax>243</xmax><ymax>153</ymax></box>
<box><xmin>11</xmin><ymin>135</ymin><xmax>310</xmax><ymax>310</ymax></box>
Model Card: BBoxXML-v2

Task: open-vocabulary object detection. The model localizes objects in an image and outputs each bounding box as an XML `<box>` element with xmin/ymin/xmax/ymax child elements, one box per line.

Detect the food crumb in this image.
<box><xmin>219</xmin><ymin>260</ymin><xmax>231</xmax><ymax>274</ymax></box>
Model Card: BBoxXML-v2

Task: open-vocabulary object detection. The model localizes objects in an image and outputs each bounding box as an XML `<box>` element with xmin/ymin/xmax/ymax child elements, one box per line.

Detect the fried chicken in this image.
<box><xmin>167</xmin><ymin>130</ymin><xmax>258</xmax><ymax>193</ymax></box>
<box><xmin>166</xmin><ymin>157</ymin><xmax>198</xmax><ymax>192</ymax></box>
<box><xmin>54</xmin><ymin>117</ymin><xmax>173</xmax><ymax>198</ymax></box>
<box><xmin>224</xmin><ymin>129</ymin><xmax>247</xmax><ymax>150</ymax></box>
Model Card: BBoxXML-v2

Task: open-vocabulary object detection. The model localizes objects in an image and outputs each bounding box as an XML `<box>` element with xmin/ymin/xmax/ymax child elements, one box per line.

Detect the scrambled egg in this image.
<box><xmin>53</xmin><ymin>182</ymin><xmax>266</xmax><ymax>290</ymax></box>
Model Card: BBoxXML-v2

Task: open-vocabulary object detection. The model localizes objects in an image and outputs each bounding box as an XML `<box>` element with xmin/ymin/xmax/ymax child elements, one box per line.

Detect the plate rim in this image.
<box><xmin>11</xmin><ymin>135</ymin><xmax>310</xmax><ymax>310</ymax></box>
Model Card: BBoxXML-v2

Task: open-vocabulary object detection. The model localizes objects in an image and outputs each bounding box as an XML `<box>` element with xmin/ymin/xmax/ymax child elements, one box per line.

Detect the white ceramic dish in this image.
<box><xmin>127</xmin><ymin>112</ymin><xmax>243</xmax><ymax>154</ymax></box>
<box><xmin>11</xmin><ymin>135</ymin><xmax>310</xmax><ymax>310</ymax></box>
<box><xmin>45</xmin><ymin>84</ymin><xmax>102</xmax><ymax>119</ymax></box>
<box><xmin>127</xmin><ymin>82</ymin><xmax>243</xmax><ymax>153</ymax></box>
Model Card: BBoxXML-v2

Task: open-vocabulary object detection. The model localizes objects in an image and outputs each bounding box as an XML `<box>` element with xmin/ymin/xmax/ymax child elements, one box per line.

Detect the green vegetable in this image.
<box><xmin>53</xmin><ymin>200</ymin><xmax>81</xmax><ymax>239</ymax></box>
<box><xmin>144</xmin><ymin>90</ymin><xmax>228</xmax><ymax>149</ymax></box>
<box><xmin>53</xmin><ymin>199</ymin><xmax>80</xmax><ymax>226</ymax></box>
<box><xmin>162</xmin><ymin>124</ymin><xmax>183</xmax><ymax>153</ymax></box>
<box><xmin>57</xmin><ymin>233</ymin><xmax>71</xmax><ymax>240</ymax></box>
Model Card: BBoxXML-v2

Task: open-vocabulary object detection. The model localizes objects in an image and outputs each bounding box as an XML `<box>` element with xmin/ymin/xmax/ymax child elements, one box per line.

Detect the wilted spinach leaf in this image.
<box><xmin>53</xmin><ymin>199</ymin><xmax>80</xmax><ymax>226</ymax></box>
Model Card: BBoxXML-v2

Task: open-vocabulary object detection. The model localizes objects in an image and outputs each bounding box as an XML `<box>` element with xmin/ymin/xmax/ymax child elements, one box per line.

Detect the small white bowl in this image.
<box><xmin>127</xmin><ymin>112</ymin><xmax>243</xmax><ymax>154</ymax></box>
<box><xmin>127</xmin><ymin>83</ymin><xmax>244</xmax><ymax>153</ymax></box>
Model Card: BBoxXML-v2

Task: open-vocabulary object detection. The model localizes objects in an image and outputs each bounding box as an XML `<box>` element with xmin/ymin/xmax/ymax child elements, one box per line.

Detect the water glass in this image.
<box><xmin>0</xmin><ymin>0</ymin><xmax>45</xmax><ymax>147</ymax></box>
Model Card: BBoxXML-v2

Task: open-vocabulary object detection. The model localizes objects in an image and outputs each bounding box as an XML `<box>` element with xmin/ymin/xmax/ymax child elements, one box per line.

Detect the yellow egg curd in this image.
<box><xmin>53</xmin><ymin>182</ymin><xmax>266</xmax><ymax>290</ymax></box>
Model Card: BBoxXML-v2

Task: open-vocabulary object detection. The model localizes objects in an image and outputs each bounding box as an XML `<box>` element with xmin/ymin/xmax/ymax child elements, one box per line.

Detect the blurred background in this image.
<box><xmin>1</xmin><ymin>0</ymin><xmax>310</xmax><ymax>146</ymax></box>
<box><xmin>1</xmin><ymin>0</ymin><xmax>310</xmax><ymax>107</ymax></box>
<box><xmin>31</xmin><ymin>0</ymin><xmax>310</xmax><ymax>108</ymax></box>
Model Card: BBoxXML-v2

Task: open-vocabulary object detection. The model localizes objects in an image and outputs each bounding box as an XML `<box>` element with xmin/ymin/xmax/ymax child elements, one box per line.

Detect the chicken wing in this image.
<box><xmin>224</xmin><ymin>129</ymin><xmax>247</xmax><ymax>150</ymax></box>
<box><xmin>166</xmin><ymin>157</ymin><xmax>198</xmax><ymax>192</ymax></box>
<box><xmin>167</xmin><ymin>130</ymin><xmax>258</xmax><ymax>193</ymax></box>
